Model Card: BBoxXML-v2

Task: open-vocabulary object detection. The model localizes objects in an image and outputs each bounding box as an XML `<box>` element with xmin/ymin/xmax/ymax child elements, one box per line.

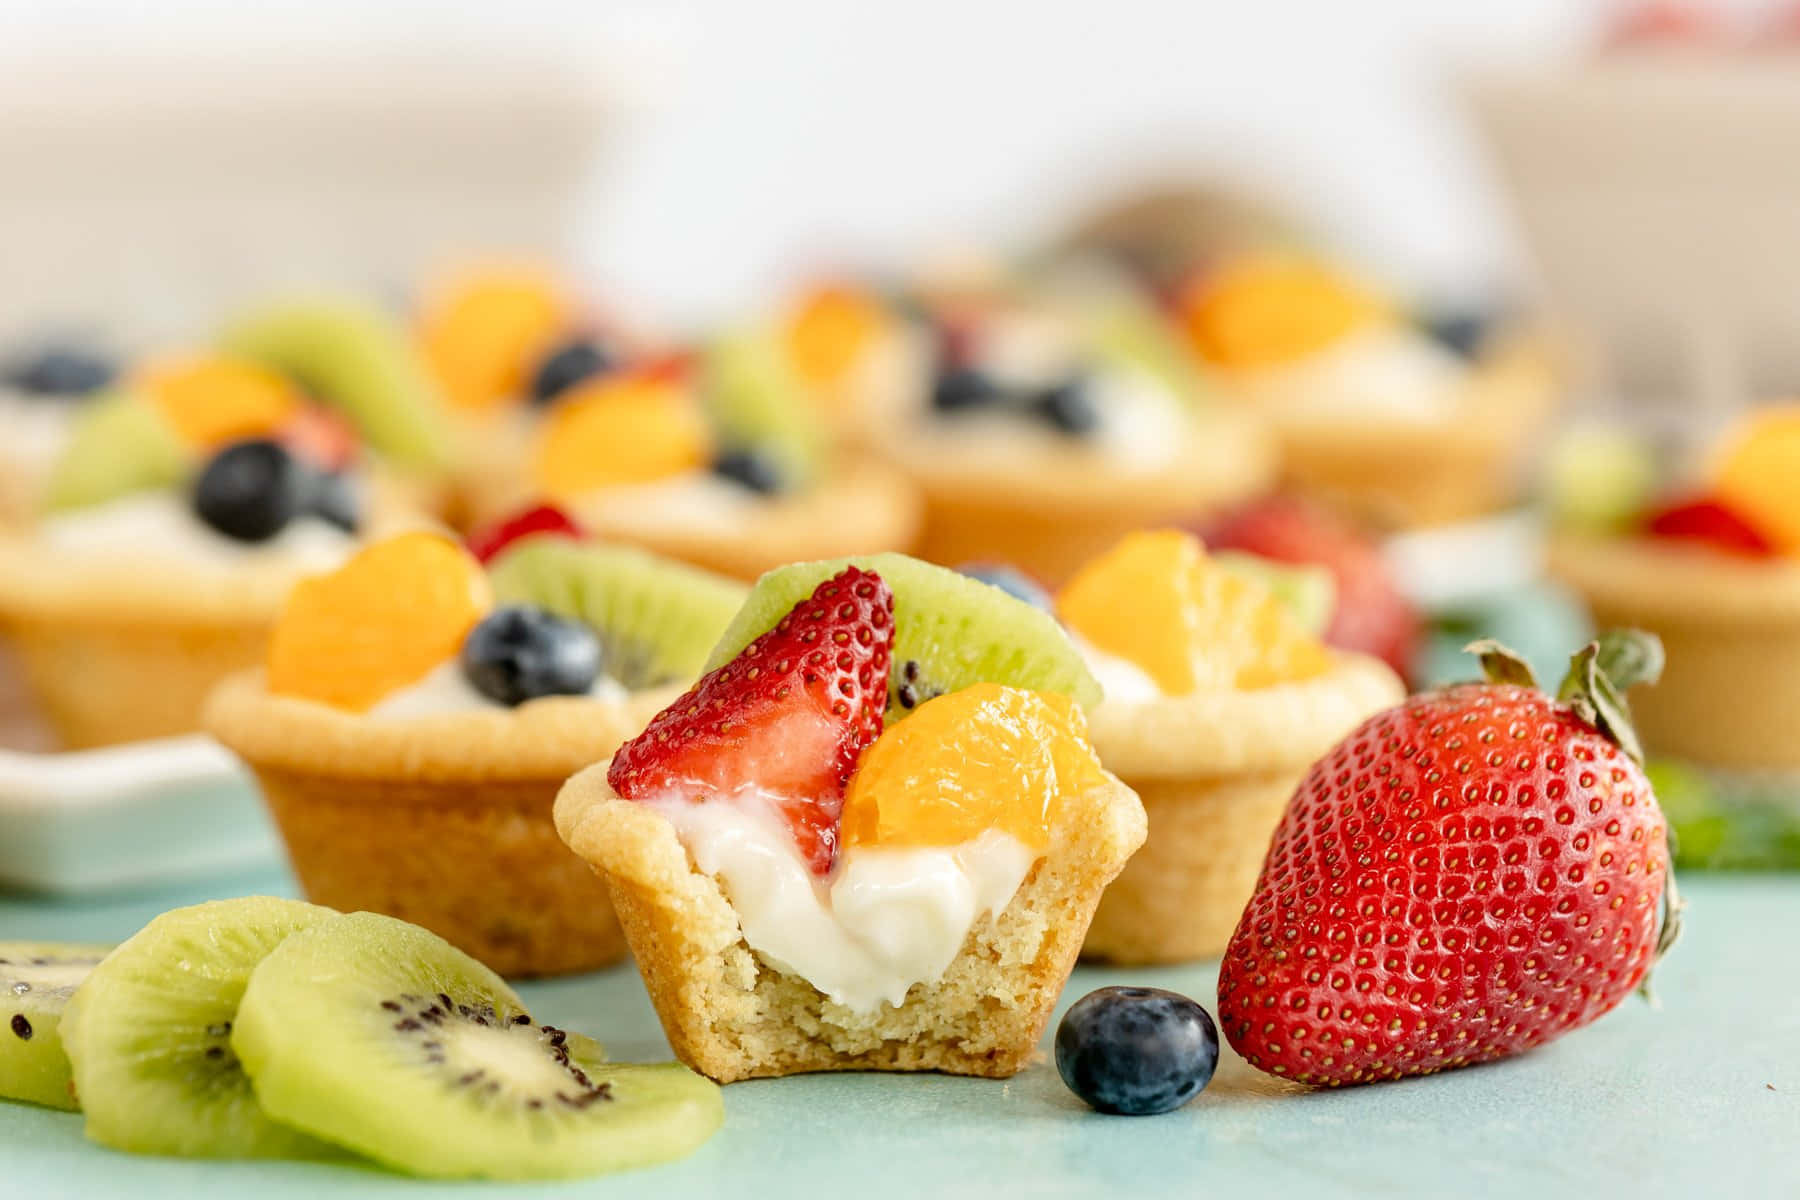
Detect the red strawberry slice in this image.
<box><xmin>1645</xmin><ymin>497</ymin><xmax>1776</xmax><ymax>558</ymax></box>
<box><xmin>466</xmin><ymin>503</ymin><xmax>584</xmax><ymax>565</ymax></box>
<box><xmin>608</xmin><ymin>566</ymin><xmax>894</xmax><ymax>874</ymax></box>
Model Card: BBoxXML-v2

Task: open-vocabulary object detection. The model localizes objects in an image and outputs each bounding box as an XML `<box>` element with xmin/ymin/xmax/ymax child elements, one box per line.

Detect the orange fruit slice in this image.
<box><xmin>840</xmin><ymin>683</ymin><xmax>1106</xmax><ymax>851</ymax></box>
<box><xmin>1057</xmin><ymin>530</ymin><xmax>1332</xmax><ymax>694</ymax></box>
<box><xmin>534</xmin><ymin>372</ymin><xmax>712</xmax><ymax>500</ymax></box>
<box><xmin>1715</xmin><ymin>404</ymin><xmax>1800</xmax><ymax>554</ymax></box>
<box><xmin>1178</xmin><ymin>256</ymin><xmax>1386</xmax><ymax>369</ymax></box>
<box><xmin>417</xmin><ymin>265</ymin><xmax>570</xmax><ymax>411</ymax></box>
<box><xmin>267</xmin><ymin>532</ymin><xmax>492</xmax><ymax>711</ymax></box>
<box><xmin>784</xmin><ymin>285</ymin><xmax>884</xmax><ymax>395</ymax></box>
<box><xmin>135</xmin><ymin>356</ymin><xmax>300</xmax><ymax>449</ymax></box>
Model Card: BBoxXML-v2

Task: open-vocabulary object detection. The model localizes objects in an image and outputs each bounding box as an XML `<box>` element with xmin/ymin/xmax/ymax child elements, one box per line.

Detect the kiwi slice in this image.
<box><xmin>220</xmin><ymin>299</ymin><xmax>452</xmax><ymax>470</ymax></box>
<box><xmin>60</xmin><ymin>896</ymin><xmax>337</xmax><ymax>1158</ymax></box>
<box><xmin>708</xmin><ymin>552</ymin><xmax>1102</xmax><ymax>723</ymax></box>
<box><xmin>1</xmin><ymin>942</ymin><xmax>111</xmax><ymax>1110</ymax></box>
<box><xmin>43</xmin><ymin>391</ymin><xmax>190</xmax><ymax>513</ymax></box>
<box><xmin>1214</xmin><ymin>551</ymin><xmax>1338</xmax><ymax>638</ymax></box>
<box><xmin>1068</xmin><ymin>279</ymin><xmax>1213</xmax><ymax>407</ymax></box>
<box><xmin>233</xmin><ymin>911</ymin><xmax>723</xmax><ymax>1180</ymax></box>
<box><xmin>489</xmin><ymin>535</ymin><xmax>748</xmax><ymax>690</ymax></box>
<box><xmin>698</xmin><ymin>328</ymin><xmax>826</xmax><ymax>488</ymax></box>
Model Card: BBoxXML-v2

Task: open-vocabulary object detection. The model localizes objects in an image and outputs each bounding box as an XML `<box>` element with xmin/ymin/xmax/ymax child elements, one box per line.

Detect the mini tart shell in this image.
<box><xmin>206</xmin><ymin>671</ymin><xmax>680</xmax><ymax>977</ymax></box>
<box><xmin>875</xmin><ymin>406</ymin><xmax>1276</xmax><ymax>586</ymax></box>
<box><xmin>1080</xmin><ymin>652</ymin><xmax>1404</xmax><ymax>964</ymax></box>
<box><xmin>1549</xmin><ymin>533</ymin><xmax>1800</xmax><ymax>769</ymax></box>
<box><xmin>554</xmin><ymin>761</ymin><xmax>1147</xmax><ymax>1083</ymax></box>
<box><xmin>1240</xmin><ymin>335</ymin><xmax>1558</xmax><ymax>530</ymax></box>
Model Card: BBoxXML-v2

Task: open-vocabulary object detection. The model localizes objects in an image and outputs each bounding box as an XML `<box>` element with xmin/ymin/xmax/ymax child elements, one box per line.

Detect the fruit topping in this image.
<box><xmin>711</xmin><ymin>446</ymin><xmax>785</xmax><ymax>494</ymax></box>
<box><xmin>535</xmin><ymin>372</ymin><xmax>711</xmax><ymax>500</ymax></box>
<box><xmin>0</xmin><ymin>942</ymin><xmax>111</xmax><ymax>1111</ymax></box>
<box><xmin>1031</xmin><ymin>372</ymin><xmax>1100</xmax><ymax>435</ymax></box>
<box><xmin>1542</xmin><ymin>425</ymin><xmax>1659</xmax><ymax>536</ymax></box>
<box><xmin>137</xmin><ymin>356</ymin><xmax>300</xmax><ymax>449</ymax></box>
<box><xmin>1644</xmin><ymin>496</ymin><xmax>1776</xmax><ymax>557</ymax></box>
<box><xmin>1057</xmin><ymin>530</ymin><xmax>1333</xmax><ymax>695</ymax></box>
<box><xmin>191</xmin><ymin>440</ymin><xmax>306</xmax><ymax>543</ymax></box>
<box><xmin>222</xmin><ymin>299</ymin><xmax>453</xmax><ymax>469</ymax></box>
<box><xmin>530</xmin><ymin>337</ymin><xmax>615</xmax><ymax>405</ymax></box>
<box><xmin>839</xmin><ymin>683</ymin><xmax>1104</xmax><ymax>852</ymax></box>
<box><xmin>466</xmin><ymin>502</ymin><xmax>584</xmax><ymax>565</ymax></box>
<box><xmin>460</xmin><ymin>606</ymin><xmax>603</xmax><ymax>707</ymax></box>
<box><xmin>44</xmin><ymin>392</ymin><xmax>190</xmax><ymax>512</ymax></box>
<box><xmin>486</xmin><ymin>536</ymin><xmax>746</xmax><ymax>691</ymax></box>
<box><xmin>931</xmin><ymin>364</ymin><xmax>1004</xmax><ymax>414</ymax></box>
<box><xmin>267</xmin><ymin>532</ymin><xmax>492</xmax><ymax>712</ymax></box>
<box><xmin>1218</xmin><ymin>633</ymin><xmax>1679</xmax><ymax>1086</ymax></box>
<box><xmin>956</xmin><ymin>563</ymin><xmax>1052</xmax><ymax>610</ymax></box>
<box><xmin>231</xmin><ymin>910</ymin><xmax>722</xmax><ymax>1179</ymax></box>
<box><xmin>1418</xmin><ymin>306</ymin><xmax>1495</xmax><ymax>359</ymax></box>
<box><xmin>1203</xmin><ymin>496</ymin><xmax>1420</xmax><ymax>677</ymax></box>
<box><xmin>707</xmin><ymin>553</ymin><xmax>1101</xmax><ymax>724</ymax></box>
<box><xmin>4</xmin><ymin>346</ymin><xmax>115</xmax><ymax>397</ymax></box>
<box><xmin>1055</xmin><ymin>986</ymin><xmax>1219</xmax><ymax>1116</ymax></box>
<box><xmin>699</xmin><ymin>330</ymin><xmax>825</xmax><ymax>490</ymax></box>
<box><xmin>1178</xmin><ymin>256</ymin><xmax>1385</xmax><ymax>369</ymax></box>
<box><xmin>60</xmin><ymin>896</ymin><xmax>337</xmax><ymax>1157</ymax></box>
<box><xmin>276</xmin><ymin>403</ymin><xmax>360</xmax><ymax>473</ymax></box>
<box><xmin>784</xmin><ymin>284</ymin><xmax>884</xmax><ymax>392</ymax></box>
<box><xmin>1712</xmin><ymin>405</ymin><xmax>1800</xmax><ymax>555</ymax></box>
<box><xmin>609</xmin><ymin>566</ymin><xmax>894</xmax><ymax>874</ymax></box>
<box><xmin>417</xmin><ymin>265</ymin><xmax>570</xmax><ymax>411</ymax></box>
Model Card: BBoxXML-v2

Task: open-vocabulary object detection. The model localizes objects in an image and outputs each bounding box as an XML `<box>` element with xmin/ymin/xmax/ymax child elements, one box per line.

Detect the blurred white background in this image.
<box><xmin>0</xmin><ymin>0</ymin><xmax>1666</xmax><ymax>322</ymax></box>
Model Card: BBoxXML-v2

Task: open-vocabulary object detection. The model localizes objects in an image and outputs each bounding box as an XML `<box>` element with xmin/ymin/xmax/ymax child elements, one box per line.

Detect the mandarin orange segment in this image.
<box><xmin>267</xmin><ymin>532</ymin><xmax>492</xmax><ymax>711</ymax></box>
<box><xmin>784</xmin><ymin>285</ymin><xmax>884</xmax><ymax>395</ymax></box>
<box><xmin>135</xmin><ymin>356</ymin><xmax>301</xmax><ymax>448</ymax></box>
<box><xmin>1178</xmin><ymin>256</ymin><xmax>1386</xmax><ymax>369</ymax></box>
<box><xmin>417</xmin><ymin>265</ymin><xmax>570</xmax><ymax>411</ymax></box>
<box><xmin>1057</xmin><ymin>530</ymin><xmax>1332</xmax><ymax>695</ymax></box>
<box><xmin>1714</xmin><ymin>405</ymin><xmax>1800</xmax><ymax>554</ymax></box>
<box><xmin>534</xmin><ymin>372</ymin><xmax>711</xmax><ymax>499</ymax></box>
<box><xmin>839</xmin><ymin>683</ymin><xmax>1103</xmax><ymax>851</ymax></box>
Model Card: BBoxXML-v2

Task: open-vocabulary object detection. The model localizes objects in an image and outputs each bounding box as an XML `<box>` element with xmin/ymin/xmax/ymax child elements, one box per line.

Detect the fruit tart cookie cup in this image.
<box><xmin>1061</xmin><ymin>532</ymin><xmax>1404</xmax><ymax>963</ymax></box>
<box><xmin>1178</xmin><ymin>255</ymin><xmax>1557</xmax><ymax>529</ymax></box>
<box><xmin>0</xmin><ymin>363</ymin><xmax>428</xmax><ymax>748</ymax></box>
<box><xmin>1549</xmin><ymin>405</ymin><xmax>1800</xmax><ymax>769</ymax></box>
<box><xmin>556</xmin><ymin>555</ymin><xmax>1146</xmax><ymax>1082</ymax></box>
<box><xmin>205</xmin><ymin>529</ymin><xmax>745</xmax><ymax>977</ymax></box>
<box><xmin>858</xmin><ymin>272</ymin><xmax>1274</xmax><ymax>584</ymax></box>
<box><xmin>458</xmin><ymin>325</ymin><xmax>922</xmax><ymax>581</ymax></box>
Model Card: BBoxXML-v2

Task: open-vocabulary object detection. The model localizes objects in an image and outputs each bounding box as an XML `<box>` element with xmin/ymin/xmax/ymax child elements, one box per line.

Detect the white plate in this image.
<box><xmin>0</xmin><ymin>736</ymin><xmax>281</xmax><ymax>894</ymax></box>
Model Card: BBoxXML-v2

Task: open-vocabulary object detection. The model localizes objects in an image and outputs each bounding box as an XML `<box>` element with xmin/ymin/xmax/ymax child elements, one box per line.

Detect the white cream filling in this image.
<box><xmin>0</xmin><ymin>392</ymin><xmax>77</xmax><ymax>469</ymax></box>
<box><xmin>656</xmin><ymin>790</ymin><xmax>1037</xmax><ymax>1012</ymax></box>
<box><xmin>37</xmin><ymin>491</ymin><xmax>355</xmax><ymax>572</ymax></box>
<box><xmin>577</xmin><ymin>471</ymin><xmax>765</xmax><ymax>537</ymax></box>
<box><xmin>1071</xmin><ymin>634</ymin><xmax>1167</xmax><ymax>704</ymax></box>
<box><xmin>1241</xmin><ymin>325</ymin><xmax>1465</xmax><ymax>424</ymax></box>
<box><xmin>366</xmin><ymin>658</ymin><xmax>628</xmax><ymax>719</ymax></box>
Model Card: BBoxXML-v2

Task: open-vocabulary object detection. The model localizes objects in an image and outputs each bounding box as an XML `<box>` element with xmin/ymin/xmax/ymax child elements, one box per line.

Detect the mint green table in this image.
<box><xmin>3</xmin><ymin>871</ymin><xmax>1794</xmax><ymax>1199</ymax></box>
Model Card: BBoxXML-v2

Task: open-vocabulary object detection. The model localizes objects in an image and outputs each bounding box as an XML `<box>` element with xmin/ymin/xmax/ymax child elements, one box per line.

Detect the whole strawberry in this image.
<box><xmin>1217</xmin><ymin>631</ymin><xmax>1681</xmax><ymax>1087</ymax></box>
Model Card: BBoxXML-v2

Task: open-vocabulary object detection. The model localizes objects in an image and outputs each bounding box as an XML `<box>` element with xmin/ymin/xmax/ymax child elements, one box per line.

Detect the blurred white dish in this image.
<box><xmin>0</xmin><ymin>736</ymin><xmax>280</xmax><ymax>894</ymax></box>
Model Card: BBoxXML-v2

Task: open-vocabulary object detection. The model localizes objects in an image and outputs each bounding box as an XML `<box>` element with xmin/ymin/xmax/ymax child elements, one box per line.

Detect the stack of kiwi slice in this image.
<box><xmin>4</xmin><ymin>898</ymin><xmax>721</xmax><ymax>1181</ymax></box>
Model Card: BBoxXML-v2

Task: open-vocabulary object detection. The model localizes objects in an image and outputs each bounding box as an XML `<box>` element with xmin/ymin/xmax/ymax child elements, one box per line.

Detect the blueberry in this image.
<box><xmin>191</xmin><ymin>440</ymin><xmax>305</xmax><ymax>542</ymax></box>
<box><xmin>1033</xmin><ymin>373</ymin><xmax>1100</xmax><ymax>436</ymax></box>
<box><xmin>957</xmin><ymin>563</ymin><xmax>1051</xmax><ymax>610</ymax></box>
<box><xmin>1055</xmin><ymin>986</ymin><xmax>1219</xmax><ymax>1116</ymax></box>
<box><xmin>712</xmin><ymin>447</ymin><xmax>786</xmax><ymax>495</ymax></box>
<box><xmin>531</xmin><ymin>339</ymin><xmax>614</xmax><ymax>405</ymax></box>
<box><xmin>461</xmin><ymin>606</ymin><xmax>603</xmax><ymax>707</ymax></box>
<box><xmin>306</xmin><ymin>470</ymin><xmax>362</xmax><ymax>534</ymax></box>
<box><xmin>1419</xmin><ymin>308</ymin><xmax>1494</xmax><ymax>360</ymax></box>
<box><xmin>5</xmin><ymin>347</ymin><xmax>115</xmax><ymax>398</ymax></box>
<box><xmin>931</xmin><ymin>366</ymin><xmax>1006</xmax><ymax>414</ymax></box>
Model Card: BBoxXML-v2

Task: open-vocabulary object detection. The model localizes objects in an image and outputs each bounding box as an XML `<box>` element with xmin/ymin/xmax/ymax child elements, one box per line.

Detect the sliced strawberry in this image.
<box><xmin>1645</xmin><ymin>497</ymin><xmax>1776</xmax><ymax>558</ymax></box>
<box><xmin>466</xmin><ymin>503</ymin><xmax>584</xmax><ymax>565</ymax></box>
<box><xmin>608</xmin><ymin>566</ymin><xmax>894</xmax><ymax>874</ymax></box>
<box><xmin>278</xmin><ymin>404</ymin><xmax>359</xmax><ymax>472</ymax></box>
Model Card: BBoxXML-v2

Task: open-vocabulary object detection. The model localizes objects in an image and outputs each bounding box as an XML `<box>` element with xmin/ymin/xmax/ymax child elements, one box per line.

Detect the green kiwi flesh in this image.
<box><xmin>488</xmin><ymin>535</ymin><xmax>747</xmax><ymax>690</ymax></box>
<box><xmin>232</xmin><ymin>911</ymin><xmax>723</xmax><ymax>1180</ymax></box>
<box><xmin>43</xmin><ymin>392</ymin><xmax>189</xmax><ymax>513</ymax></box>
<box><xmin>699</xmin><ymin>328</ymin><xmax>825</xmax><ymax>488</ymax></box>
<box><xmin>59</xmin><ymin>896</ymin><xmax>336</xmax><ymax>1158</ymax></box>
<box><xmin>1213</xmin><ymin>551</ymin><xmax>1338</xmax><ymax>637</ymax></box>
<box><xmin>707</xmin><ymin>552</ymin><xmax>1102</xmax><ymax>723</ymax></box>
<box><xmin>219</xmin><ymin>298</ymin><xmax>452</xmax><ymax>470</ymax></box>
<box><xmin>0</xmin><ymin>942</ymin><xmax>112</xmax><ymax>1110</ymax></box>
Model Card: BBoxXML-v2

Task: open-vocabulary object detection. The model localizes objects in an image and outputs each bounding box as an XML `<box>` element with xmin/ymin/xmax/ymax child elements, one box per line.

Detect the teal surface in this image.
<box><xmin>3</xmin><ymin>871</ymin><xmax>1795</xmax><ymax>1199</ymax></box>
